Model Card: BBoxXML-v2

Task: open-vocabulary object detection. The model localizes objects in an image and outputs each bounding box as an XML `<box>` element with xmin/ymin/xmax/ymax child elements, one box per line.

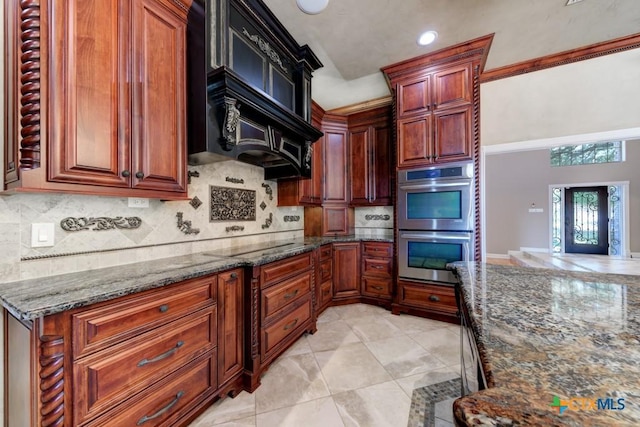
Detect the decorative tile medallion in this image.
<box><xmin>189</xmin><ymin>196</ymin><xmax>203</xmax><ymax>210</ymax></box>
<box><xmin>283</xmin><ymin>215</ymin><xmax>300</xmax><ymax>222</ymax></box>
<box><xmin>408</xmin><ymin>378</ymin><xmax>461</xmax><ymax>427</ymax></box>
<box><xmin>260</xmin><ymin>201</ymin><xmax>267</xmax><ymax>211</ymax></box>
<box><xmin>365</xmin><ymin>214</ymin><xmax>391</xmax><ymax>221</ymax></box>
<box><xmin>262</xmin><ymin>212</ymin><xmax>273</xmax><ymax>229</ymax></box>
<box><xmin>60</xmin><ymin>216</ymin><xmax>142</xmax><ymax>232</ymax></box>
<box><xmin>210</xmin><ymin>186</ymin><xmax>256</xmax><ymax>222</ymax></box>
<box><xmin>176</xmin><ymin>212</ymin><xmax>200</xmax><ymax>235</ymax></box>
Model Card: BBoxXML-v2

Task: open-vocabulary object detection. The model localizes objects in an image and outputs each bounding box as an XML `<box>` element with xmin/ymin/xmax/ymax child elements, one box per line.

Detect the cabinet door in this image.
<box><xmin>348</xmin><ymin>128</ymin><xmax>370</xmax><ymax>205</ymax></box>
<box><xmin>332</xmin><ymin>243</ymin><xmax>360</xmax><ymax>299</ymax></box>
<box><xmin>433</xmin><ymin>64</ymin><xmax>472</xmax><ymax>111</ymax></box>
<box><xmin>397</xmin><ymin>75</ymin><xmax>431</xmax><ymax>118</ymax></box>
<box><xmin>323</xmin><ymin>123</ymin><xmax>348</xmax><ymax>203</ymax></box>
<box><xmin>217</xmin><ymin>269</ymin><xmax>244</xmax><ymax>387</ymax></box>
<box><xmin>370</xmin><ymin>124</ymin><xmax>392</xmax><ymax>205</ymax></box>
<box><xmin>433</xmin><ymin>105</ymin><xmax>472</xmax><ymax>163</ymax></box>
<box><xmin>310</xmin><ymin>133</ymin><xmax>324</xmax><ymax>203</ymax></box>
<box><xmin>397</xmin><ymin>115</ymin><xmax>433</xmax><ymax>168</ymax></box>
<box><xmin>130</xmin><ymin>0</ymin><xmax>187</xmax><ymax>193</ymax></box>
<box><xmin>323</xmin><ymin>206</ymin><xmax>351</xmax><ymax>235</ymax></box>
<box><xmin>48</xmin><ymin>0</ymin><xmax>130</xmax><ymax>187</ymax></box>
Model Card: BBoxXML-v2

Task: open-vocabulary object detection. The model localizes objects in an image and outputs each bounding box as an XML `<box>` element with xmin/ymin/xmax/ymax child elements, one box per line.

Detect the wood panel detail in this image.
<box><xmin>40</xmin><ymin>334</ymin><xmax>65</xmax><ymax>427</ymax></box>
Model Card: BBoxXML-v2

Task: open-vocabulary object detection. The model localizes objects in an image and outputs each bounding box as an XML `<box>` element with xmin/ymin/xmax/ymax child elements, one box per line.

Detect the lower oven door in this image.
<box><xmin>398</xmin><ymin>231</ymin><xmax>473</xmax><ymax>283</ymax></box>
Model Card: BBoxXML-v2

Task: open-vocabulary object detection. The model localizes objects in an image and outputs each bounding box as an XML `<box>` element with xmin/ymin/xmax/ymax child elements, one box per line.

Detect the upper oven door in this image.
<box><xmin>398</xmin><ymin>177</ymin><xmax>473</xmax><ymax>231</ymax></box>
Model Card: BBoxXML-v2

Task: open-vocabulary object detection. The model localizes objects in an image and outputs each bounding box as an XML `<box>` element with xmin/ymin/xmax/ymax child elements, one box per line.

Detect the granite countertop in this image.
<box><xmin>451</xmin><ymin>262</ymin><xmax>640</xmax><ymax>426</ymax></box>
<box><xmin>0</xmin><ymin>234</ymin><xmax>393</xmax><ymax>322</ymax></box>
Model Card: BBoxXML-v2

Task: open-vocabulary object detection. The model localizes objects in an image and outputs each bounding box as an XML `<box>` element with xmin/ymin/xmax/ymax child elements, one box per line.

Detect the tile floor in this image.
<box><xmin>190</xmin><ymin>304</ymin><xmax>461</xmax><ymax>427</ymax></box>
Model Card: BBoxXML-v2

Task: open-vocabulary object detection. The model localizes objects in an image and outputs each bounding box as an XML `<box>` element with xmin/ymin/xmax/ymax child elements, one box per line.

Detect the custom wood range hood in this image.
<box><xmin>187</xmin><ymin>0</ymin><xmax>323</xmax><ymax>180</ymax></box>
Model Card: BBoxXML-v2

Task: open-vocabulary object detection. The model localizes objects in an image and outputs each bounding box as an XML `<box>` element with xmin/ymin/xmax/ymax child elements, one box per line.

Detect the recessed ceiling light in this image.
<box><xmin>417</xmin><ymin>31</ymin><xmax>438</xmax><ymax>46</ymax></box>
<box><xmin>296</xmin><ymin>0</ymin><xmax>329</xmax><ymax>15</ymax></box>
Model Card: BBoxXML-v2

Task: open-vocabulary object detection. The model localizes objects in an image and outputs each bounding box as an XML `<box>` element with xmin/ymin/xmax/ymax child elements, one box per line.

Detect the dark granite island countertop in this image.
<box><xmin>451</xmin><ymin>262</ymin><xmax>640</xmax><ymax>426</ymax></box>
<box><xmin>0</xmin><ymin>234</ymin><xmax>392</xmax><ymax>322</ymax></box>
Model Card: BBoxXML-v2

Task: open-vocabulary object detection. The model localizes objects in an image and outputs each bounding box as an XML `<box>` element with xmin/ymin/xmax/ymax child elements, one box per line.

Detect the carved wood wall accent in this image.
<box><xmin>480</xmin><ymin>32</ymin><xmax>640</xmax><ymax>83</ymax></box>
<box><xmin>19</xmin><ymin>0</ymin><xmax>42</xmax><ymax>170</ymax></box>
<box><xmin>39</xmin><ymin>334</ymin><xmax>65</xmax><ymax>427</ymax></box>
<box><xmin>472</xmin><ymin>65</ymin><xmax>482</xmax><ymax>262</ymax></box>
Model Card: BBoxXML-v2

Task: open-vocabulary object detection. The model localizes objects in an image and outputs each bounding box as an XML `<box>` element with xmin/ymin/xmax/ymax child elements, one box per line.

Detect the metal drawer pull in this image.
<box><xmin>372</xmin><ymin>265</ymin><xmax>384</xmax><ymax>269</ymax></box>
<box><xmin>137</xmin><ymin>341</ymin><xmax>184</xmax><ymax>367</ymax></box>
<box><xmin>159</xmin><ymin>304</ymin><xmax>169</xmax><ymax>313</ymax></box>
<box><xmin>429</xmin><ymin>295</ymin><xmax>440</xmax><ymax>302</ymax></box>
<box><xmin>230</xmin><ymin>272</ymin><xmax>238</xmax><ymax>279</ymax></box>
<box><xmin>372</xmin><ymin>286</ymin><xmax>385</xmax><ymax>291</ymax></box>
<box><xmin>284</xmin><ymin>289</ymin><xmax>299</xmax><ymax>300</ymax></box>
<box><xmin>137</xmin><ymin>391</ymin><xmax>184</xmax><ymax>425</ymax></box>
<box><xmin>283</xmin><ymin>318</ymin><xmax>299</xmax><ymax>331</ymax></box>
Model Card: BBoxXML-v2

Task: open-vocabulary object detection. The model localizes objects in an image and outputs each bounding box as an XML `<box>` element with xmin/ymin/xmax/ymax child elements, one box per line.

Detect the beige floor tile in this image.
<box><xmin>434</xmin><ymin>397</ymin><xmax>456</xmax><ymax>423</ymax></box>
<box><xmin>256</xmin><ymin>397</ymin><xmax>345</xmax><ymax>427</ymax></box>
<box><xmin>306</xmin><ymin>319</ymin><xmax>361</xmax><ymax>352</ymax></box>
<box><xmin>384</xmin><ymin>312</ymin><xmax>450</xmax><ymax>335</ymax></box>
<box><xmin>364</xmin><ymin>335</ymin><xmax>446</xmax><ymax>379</ymax></box>
<box><xmin>317</xmin><ymin>307</ymin><xmax>341</xmax><ymax>323</ymax></box>
<box><xmin>314</xmin><ymin>342</ymin><xmax>392</xmax><ymax>394</ymax></box>
<box><xmin>333</xmin><ymin>380</ymin><xmax>411</xmax><ymax>427</ymax></box>
<box><xmin>280</xmin><ymin>335</ymin><xmax>313</xmax><ymax>358</ymax></box>
<box><xmin>344</xmin><ymin>314</ymin><xmax>402</xmax><ymax>342</ymax></box>
<box><xmin>330</xmin><ymin>303</ymin><xmax>388</xmax><ymax>320</ymax></box>
<box><xmin>190</xmin><ymin>391</ymin><xmax>255</xmax><ymax>426</ymax></box>
<box><xmin>434</xmin><ymin>419</ymin><xmax>455</xmax><ymax>427</ymax></box>
<box><xmin>395</xmin><ymin>365</ymin><xmax>461</xmax><ymax>397</ymax></box>
<box><xmin>411</xmin><ymin>328</ymin><xmax>461</xmax><ymax>366</ymax></box>
<box><xmin>201</xmin><ymin>416</ymin><xmax>256</xmax><ymax>427</ymax></box>
<box><xmin>254</xmin><ymin>353</ymin><xmax>330</xmax><ymax>414</ymax></box>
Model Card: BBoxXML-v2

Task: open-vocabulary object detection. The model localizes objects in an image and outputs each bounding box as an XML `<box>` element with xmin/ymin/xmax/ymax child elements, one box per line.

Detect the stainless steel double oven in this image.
<box><xmin>397</xmin><ymin>161</ymin><xmax>474</xmax><ymax>284</ymax></box>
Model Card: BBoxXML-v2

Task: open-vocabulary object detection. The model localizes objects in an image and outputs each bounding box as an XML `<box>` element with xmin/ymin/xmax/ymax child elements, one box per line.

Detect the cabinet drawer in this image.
<box><xmin>319</xmin><ymin>279</ymin><xmax>332</xmax><ymax>307</ymax></box>
<box><xmin>74</xmin><ymin>308</ymin><xmax>216</xmax><ymax>423</ymax></box>
<box><xmin>398</xmin><ymin>282</ymin><xmax>457</xmax><ymax>314</ymax></box>
<box><xmin>84</xmin><ymin>353</ymin><xmax>216</xmax><ymax>427</ymax></box>
<box><xmin>261</xmin><ymin>252</ymin><xmax>313</xmax><ymax>288</ymax></box>
<box><xmin>262</xmin><ymin>297</ymin><xmax>311</xmax><ymax>361</ymax></box>
<box><xmin>262</xmin><ymin>271</ymin><xmax>312</xmax><ymax>323</ymax></box>
<box><xmin>362</xmin><ymin>242</ymin><xmax>392</xmax><ymax>258</ymax></box>
<box><xmin>362</xmin><ymin>257</ymin><xmax>392</xmax><ymax>278</ymax></box>
<box><xmin>362</xmin><ymin>276</ymin><xmax>392</xmax><ymax>298</ymax></box>
<box><xmin>319</xmin><ymin>258</ymin><xmax>332</xmax><ymax>281</ymax></box>
<box><xmin>319</xmin><ymin>244</ymin><xmax>332</xmax><ymax>260</ymax></box>
<box><xmin>73</xmin><ymin>275</ymin><xmax>216</xmax><ymax>358</ymax></box>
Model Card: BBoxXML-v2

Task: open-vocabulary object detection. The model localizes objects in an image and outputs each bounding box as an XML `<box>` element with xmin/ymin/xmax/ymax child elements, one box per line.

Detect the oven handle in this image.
<box><xmin>398</xmin><ymin>181</ymin><xmax>472</xmax><ymax>191</ymax></box>
<box><xmin>400</xmin><ymin>232</ymin><xmax>472</xmax><ymax>241</ymax></box>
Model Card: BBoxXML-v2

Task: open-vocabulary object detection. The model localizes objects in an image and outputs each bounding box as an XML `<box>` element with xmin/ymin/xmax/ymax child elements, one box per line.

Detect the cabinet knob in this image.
<box><xmin>135</xmin><ymin>171</ymin><xmax>144</xmax><ymax>179</ymax></box>
<box><xmin>159</xmin><ymin>304</ymin><xmax>169</xmax><ymax>313</ymax></box>
<box><xmin>429</xmin><ymin>295</ymin><xmax>440</xmax><ymax>302</ymax></box>
<box><xmin>230</xmin><ymin>272</ymin><xmax>238</xmax><ymax>279</ymax></box>
<box><xmin>121</xmin><ymin>170</ymin><xmax>131</xmax><ymax>177</ymax></box>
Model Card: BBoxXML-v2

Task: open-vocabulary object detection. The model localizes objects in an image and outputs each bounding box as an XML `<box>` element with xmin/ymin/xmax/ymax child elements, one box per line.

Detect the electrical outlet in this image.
<box><xmin>128</xmin><ymin>197</ymin><xmax>150</xmax><ymax>208</ymax></box>
<box><xmin>528</xmin><ymin>208</ymin><xmax>544</xmax><ymax>213</ymax></box>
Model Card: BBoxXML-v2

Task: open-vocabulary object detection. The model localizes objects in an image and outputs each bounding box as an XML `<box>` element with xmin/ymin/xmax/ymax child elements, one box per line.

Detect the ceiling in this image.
<box><xmin>262</xmin><ymin>0</ymin><xmax>640</xmax><ymax>109</ymax></box>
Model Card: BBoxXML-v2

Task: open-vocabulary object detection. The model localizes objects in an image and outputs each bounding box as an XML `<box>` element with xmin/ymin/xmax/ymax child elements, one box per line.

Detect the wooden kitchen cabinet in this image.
<box><xmin>360</xmin><ymin>242</ymin><xmax>394</xmax><ymax>307</ymax></box>
<box><xmin>5</xmin><ymin>269</ymin><xmax>249</xmax><ymax>427</ymax></box>
<box><xmin>322</xmin><ymin>114</ymin><xmax>349</xmax><ymax>203</ymax></box>
<box><xmin>3</xmin><ymin>0</ymin><xmax>189</xmax><ymax>199</ymax></box>
<box><xmin>332</xmin><ymin>242</ymin><xmax>361</xmax><ymax>302</ymax></box>
<box><xmin>245</xmin><ymin>252</ymin><xmax>317</xmax><ymax>392</ymax></box>
<box><xmin>393</xmin><ymin>280</ymin><xmax>458</xmax><ymax>324</ymax></box>
<box><xmin>348</xmin><ymin>106</ymin><xmax>393</xmax><ymax>206</ymax></box>
<box><xmin>316</xmin><ymin>244</ymin><xmax>333</xmax><ymax>315</ymax></box>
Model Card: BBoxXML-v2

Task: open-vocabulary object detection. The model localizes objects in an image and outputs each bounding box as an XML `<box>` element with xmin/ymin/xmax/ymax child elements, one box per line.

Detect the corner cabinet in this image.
<box><xmin>382</xmin><ymin>36</ymin><xmax>493</xmax><ymax>169</ymax></box>
<box><xmin>348</xmin><ymin>106</ymin><xmax>392</xmax><ymax>206</ymax></box>
<box><xmin>3</xmin><ymin>0</ymin><xmax>189</xmax><ymax>199</ymax></box>
<box><xmin>332</xmin><ymin>242</ymin><xmax>361</xmax><ymax>302</ymax></box>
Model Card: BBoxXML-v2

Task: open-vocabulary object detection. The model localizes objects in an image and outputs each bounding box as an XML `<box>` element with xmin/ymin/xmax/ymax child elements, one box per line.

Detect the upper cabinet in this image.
<box><xmin>3</xmin><ymin>0</ymin><xmax>191</xmax><ymax>199</ymax></box>
<box><xmin>322</xmin><ymin>114</ymin><xmax>349</xmax><ymax>204</ymax></box>
<box><xmin>348</xmin><ymin>105</ymin><xmax>392</xmax><ymax>206</ymax></box>
<box><xmin>382</xmin><ymin>36</ymin><xmax>493</xmax><ymax>170</ymax></box>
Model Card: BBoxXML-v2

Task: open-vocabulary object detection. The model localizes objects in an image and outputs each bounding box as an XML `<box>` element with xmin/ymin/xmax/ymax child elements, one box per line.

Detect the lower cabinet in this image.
<box><xmin>7</xmin><ymin>269</ymin><xmax>244</xmax><ymax>427</ymax></box>
<box><xmin>360</xmin><ymin>242</ymin><xmax>393</xmax><ymax>307</ymax></box>
<box><xmin>393</xmin><ymin>280</ymin><xmax>458</xmax><ymax>324</ymax></box>
<box><xmin>332</xmin><ymin>242</ymin><xmax>361</xmax><ymax>301</ymax></box>
<box><xmin>316</xmin><ymin>244</ymin><xmax>333</xmax><ymax>315</ymax></box>
<box><xmin>245</xmin><ymin>252</ymin><xmax>317</xmax><ymax>392</ymax></box>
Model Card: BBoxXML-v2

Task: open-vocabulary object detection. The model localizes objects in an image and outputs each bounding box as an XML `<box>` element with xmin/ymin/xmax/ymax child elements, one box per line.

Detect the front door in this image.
<box><xmin>564</xmin><ymin>186</ymin><xmax>609</xmax><ymax>254</ymax></box>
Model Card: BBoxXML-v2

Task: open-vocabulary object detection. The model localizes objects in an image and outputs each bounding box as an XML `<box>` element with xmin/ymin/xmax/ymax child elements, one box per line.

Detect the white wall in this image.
<box><xmin>481</xmin><ymin>48</ymin><xmax>640</xmax><ymax>146</ymax></box>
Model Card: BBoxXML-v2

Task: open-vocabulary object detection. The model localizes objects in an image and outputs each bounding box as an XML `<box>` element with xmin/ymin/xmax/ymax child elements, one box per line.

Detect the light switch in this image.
<box><xmin>31</xmin><ymin>223</ymin><xmax>55</xmax><ymax>248</ymax></box>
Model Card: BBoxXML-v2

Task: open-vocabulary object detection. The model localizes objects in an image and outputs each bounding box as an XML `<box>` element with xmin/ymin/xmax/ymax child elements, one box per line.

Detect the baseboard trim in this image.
<box><xmin>486</xmin><ymin>253</ymin><xmax>510</xmax><ymax>259</ymax></box>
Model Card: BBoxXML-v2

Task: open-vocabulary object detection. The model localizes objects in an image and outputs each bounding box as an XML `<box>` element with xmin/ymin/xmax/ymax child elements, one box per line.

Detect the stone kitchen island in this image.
<box><xmin>452</xmin><ymin>262</ymin><xmax>640</xmax><ymax>426</ymax></box>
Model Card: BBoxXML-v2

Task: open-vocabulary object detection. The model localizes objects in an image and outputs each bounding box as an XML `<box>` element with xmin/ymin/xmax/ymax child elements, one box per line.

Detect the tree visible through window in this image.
<box><xmin>550</xmin><ymin>141</ymin><xmax>623</xmax><ymax>167</ymax></box>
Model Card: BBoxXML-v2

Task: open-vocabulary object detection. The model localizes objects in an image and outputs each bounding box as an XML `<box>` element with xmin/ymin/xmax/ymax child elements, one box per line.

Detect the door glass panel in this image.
<box><xmin>571</xmin><ymin>190</ymin><xmax>600</xmax><ymax>245</ymax></box>
<box><xmin>407</xmin><ymin>191</ymin><xmax>461</xmax><ymax>220</ymax></box>
<box><xmin>407</xmin><ymin>242</ymin><xmax>462</xmax><ymax>270</ymax></box>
